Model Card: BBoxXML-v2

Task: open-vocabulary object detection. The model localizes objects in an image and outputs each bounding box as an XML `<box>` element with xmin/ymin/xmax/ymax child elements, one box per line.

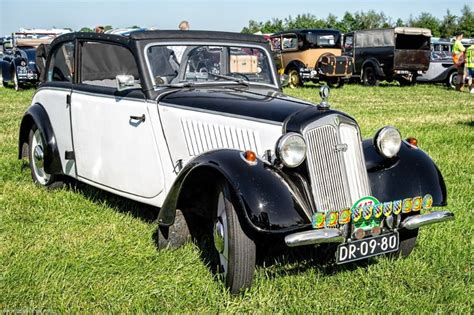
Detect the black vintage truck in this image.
<box><xmin>343</xmin><ymin>27</ymin><xmax>431</xmax><ymax>86</ymax></box>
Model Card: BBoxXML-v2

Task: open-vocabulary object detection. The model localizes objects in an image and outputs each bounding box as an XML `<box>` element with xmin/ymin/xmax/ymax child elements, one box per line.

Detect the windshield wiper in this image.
<box><xmin>207</xmin><ymin>73</ymin><xmax>249</xmax><ymax>86</ymax></box>
<box><xmin>159</xmin><ymin>81</ymin><xmax>195</xmax><ymax>88</ymax></box>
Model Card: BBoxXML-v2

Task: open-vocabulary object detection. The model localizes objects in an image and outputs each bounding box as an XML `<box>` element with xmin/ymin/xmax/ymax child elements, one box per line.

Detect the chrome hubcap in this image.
<box><xmin>214</xmin><ymin>192</ymin><xmax>228</xmax><ymax>276</ymax></box>
<box><xmin>31</xmin><ymin>129</ymin><xmax>51</xmax><ymax>185</ymax></box>
<box><xmin>214</xmin><ymin>220</ymin><xmax>225</xmax><ymax>253</ymax></box>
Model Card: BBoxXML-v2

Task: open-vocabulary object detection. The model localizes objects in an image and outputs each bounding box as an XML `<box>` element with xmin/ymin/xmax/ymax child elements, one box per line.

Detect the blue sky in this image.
<box><xmin>0</xmin><ymin>0</ymin><xmax>470</xmax><ymax>35</ymax></box>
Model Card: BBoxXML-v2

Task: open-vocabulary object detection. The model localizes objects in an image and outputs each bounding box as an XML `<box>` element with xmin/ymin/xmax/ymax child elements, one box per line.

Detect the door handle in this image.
<box><xmin>130</xmin><ymin>114</ymin><xmax>146</xmax><ymax>122</ymax></box>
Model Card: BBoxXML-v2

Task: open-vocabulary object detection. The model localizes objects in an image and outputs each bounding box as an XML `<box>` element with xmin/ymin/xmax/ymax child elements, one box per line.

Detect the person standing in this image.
<box><xmin>452</xmin><ymin>31</ymin><xmax>466</xmax><ymax>91</ymax></box>
<box><xmin>172</xmin><ymin>21</ymin><xmax>190</xmax><ymax>62</ymax></box>
<box><xmin>466</xmin><ymin>43</ymin><xmax>474</xmax><ymax>94</ymax></box>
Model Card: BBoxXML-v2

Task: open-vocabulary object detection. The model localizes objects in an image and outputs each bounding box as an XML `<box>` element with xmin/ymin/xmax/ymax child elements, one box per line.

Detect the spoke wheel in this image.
<box><xmin>28</xmin><ymin>125</ymin><xmax>61</xmax><ymax>187</ymax></box>
<box><xmin>287</xmin><ymin>68</ymin><xmax>302</xmax><ymax>88</ymax></box>
<box><xmin>213</xmin><ymin>182</ymin><xmax>256</xmax><ymax>294</ymax></box>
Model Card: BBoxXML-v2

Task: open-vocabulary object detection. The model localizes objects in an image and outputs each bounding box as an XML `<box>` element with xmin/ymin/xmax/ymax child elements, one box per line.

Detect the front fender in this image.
<box><xmin>158</xmin><ymin>150</ymin><xmax>311</xmax><ymax>234</ymax></box>
<box><xmin>363</xmin><ymin>140</ymin><xmax>447</xmax><ymax>206</ymax></box>
<box><xmin>18</xmin><ymin>103</ymin><xmax>63</xmax><ymax>175</ymax></box>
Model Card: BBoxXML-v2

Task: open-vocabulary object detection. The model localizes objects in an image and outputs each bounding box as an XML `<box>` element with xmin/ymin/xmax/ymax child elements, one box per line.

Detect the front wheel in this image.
<box><xmin>13</xmin><ymin>70</ymin><xmax>21</xmax><ymax>91</ymax></box>
<box><xmin>28</xmin><ymin>125</ymin><xmax>62</xmax><ymax>188</ymax></box>
<box><xmin>287</xmin><ymin>68</ymin><xmax>303</xmax><ymax>88</ymax></box>
<box><xmin>390</xmin><ymin>228</ymin><xmax>418</xmax><ymax>258</ymax></box>
<box><xmin>213</xmin><ymin>182</ymin><xmax>256</xmax><ymax>294</ymax></box>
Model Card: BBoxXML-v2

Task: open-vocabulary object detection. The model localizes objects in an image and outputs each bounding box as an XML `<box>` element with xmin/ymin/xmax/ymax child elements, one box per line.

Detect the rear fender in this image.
<box><xmin>361</xmin><ymin>59</ymin><xmax>384</xmax><ymax>77</ymax></box>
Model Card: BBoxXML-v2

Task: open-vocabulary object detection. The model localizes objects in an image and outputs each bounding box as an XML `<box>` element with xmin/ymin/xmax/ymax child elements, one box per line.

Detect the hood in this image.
<box><xmin>159</xmin><ymin>87</ymin><xmax>315</xmax><ymax>124</ymax></box>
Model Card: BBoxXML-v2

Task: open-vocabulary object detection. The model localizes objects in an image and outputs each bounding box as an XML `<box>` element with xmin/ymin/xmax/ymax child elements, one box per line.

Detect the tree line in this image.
<box><xmin>241</xmin><ymin>5</ymin><xmax>474</xmax><ymax>37</ymax></box>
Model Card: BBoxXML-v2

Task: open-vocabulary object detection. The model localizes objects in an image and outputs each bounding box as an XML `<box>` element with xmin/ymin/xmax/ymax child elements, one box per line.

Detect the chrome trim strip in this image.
<box><xmin>285</xmin><ymin>228</ymin><xmax>344</xmax><ymax>247</ymax></box>
<box><xmin>400</xmin><ymin>211</ymin><xmax>454</xmax><ymax>230</ymax></box>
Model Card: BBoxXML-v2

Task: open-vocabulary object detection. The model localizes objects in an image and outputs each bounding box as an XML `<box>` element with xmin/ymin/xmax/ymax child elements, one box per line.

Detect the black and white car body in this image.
<box><xmin>19</xmin><ymin>31</ymin><xmax>454</xmax><ymax>293</ymax></box>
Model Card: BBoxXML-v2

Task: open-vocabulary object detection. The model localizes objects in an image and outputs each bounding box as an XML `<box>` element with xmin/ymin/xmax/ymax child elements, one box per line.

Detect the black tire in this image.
<box><xmin>327</xmin><ymin>77</ymin><xmax>345</xmax><ymax>88</ymax></box>
<box><xmin>156</xmin><ymin>209</ymin><xmax>191</xmax><ymax>249</ymax></box>
<box><xmin>28</xmin><ymin>124</ymin><xmax>63</xmax><ymax>188</ymax></box>
<box><xmin>362</xmin><ymin>66</ymin><xmax>380</xmax><ymax>86</ymax></box>
<box><xmin>287</xmin><ymin>67</ymin><xmax>303</xmax><ymax>88</ymax></box>
<box><xmin>446</xmin><ymin>71</ymin><xmax>457</xmax><ymax>89</ymax></box>
<box><xmin>390</xmin><ymin>228</ymin><xmax>418</xmax><ymax>258</ymax></box>
<box><xmin>213</xmin><ymin>182</ymin><xmax>256</xmax><ymax>294</ymax></box>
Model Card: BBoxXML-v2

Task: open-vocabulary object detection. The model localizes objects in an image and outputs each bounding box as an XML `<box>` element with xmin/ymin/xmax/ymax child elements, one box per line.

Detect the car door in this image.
<box><xmin>70</xmin><ymin>40</ymin><xmax>165</xmax><ymax>198</ymax></box>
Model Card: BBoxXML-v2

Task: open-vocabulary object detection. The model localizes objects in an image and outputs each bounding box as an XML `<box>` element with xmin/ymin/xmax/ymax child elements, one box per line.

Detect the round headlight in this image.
<box><xmin>276</xmin><ymin>133</ymin><xmax>307</xmax><ymax>167</ymax></box>
<box><xmin>20</xmin><ymin>60</ymin><xmax>27</xmax><ymax>66</ymax></box>
<box><xmin>374</xmin><ymin>126</ymin><xmax>402</xmax><ymax>158</ymax></box>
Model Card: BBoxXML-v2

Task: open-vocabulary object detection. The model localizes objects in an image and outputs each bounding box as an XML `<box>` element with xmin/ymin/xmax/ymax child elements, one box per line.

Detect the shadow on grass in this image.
<box><xmin>64</xmin><ymin>179</ymin><xmax>159</xmax><ymax>223</ymax></box>
<box><xmin>457</xmin><ymin>120</ymin><xmax>474</xmax><ymax>127</ymax></box>
<box><xmin>255</xmin><ymin>243</ymin><xmax>373</xmax><ymax>279</ymax></box>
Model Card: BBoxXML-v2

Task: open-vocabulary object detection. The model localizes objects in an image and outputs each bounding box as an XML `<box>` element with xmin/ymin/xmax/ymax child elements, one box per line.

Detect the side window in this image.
<box><xmin>270</xmin><ymin>37</ymin><xmax>281</xmax><ymax>51</ymax></box>
<box><xmin>47</xmin><ymin>41</ymin><xmax>74</xmax><ymax>82</ymax></box>
<box><xmin>282</xmin><ymin>34</ymin><xmax>298</xmax><ymax>51</ymax></box>
<box><xmin>80</xmin><ymin>41</ymin><xmax>140</xmax><ymax>88</ymax></box>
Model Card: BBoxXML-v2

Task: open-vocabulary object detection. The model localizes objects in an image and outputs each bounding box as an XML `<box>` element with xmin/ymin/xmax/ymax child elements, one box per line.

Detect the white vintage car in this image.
<box><xmin>19</xmin><ymin>31</ymin><xmax>453</xmax><ymax>293</ymax></box>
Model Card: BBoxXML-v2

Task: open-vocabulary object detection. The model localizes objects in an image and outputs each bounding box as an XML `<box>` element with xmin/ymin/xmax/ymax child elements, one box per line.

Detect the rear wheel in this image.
<box><xmin>213</xmin><ymin>182</ymin><xmax>256</xmax><ymax>294</ymax></box>
<box><xmin>287</xmin><ymin>67</ymin><xmax>303</xmax><ymax>88</ymax></box>
<box><xmin>28</xmin><ymin>124</ymin><xmax>62</xmax><ymax>188</ymax></box>
<box><xmin>446</xmin><ymin>71</ymin><xmax>457</xmax><ymax>89</ymax></box>
<box><xmin>362</xmin><ymin>66</ymin><xmax>379</xmax><ymax>86</ymax></box>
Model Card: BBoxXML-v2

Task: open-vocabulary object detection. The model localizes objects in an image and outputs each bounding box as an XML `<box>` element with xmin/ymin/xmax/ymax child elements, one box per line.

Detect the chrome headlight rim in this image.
<box><xmin>275</xmin><ymin>132</ymin><xmax>307</xmax><ymax>168</ymax></box>
<box><xmin>374</xmin><ymin>126</ymin><xmax>402</xmax><ymax>159</ymax></box>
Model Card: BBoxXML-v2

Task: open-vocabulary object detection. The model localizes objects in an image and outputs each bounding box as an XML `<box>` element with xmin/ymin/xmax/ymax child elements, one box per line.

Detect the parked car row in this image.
<box><xmin>0</xmin><ymin>33</ymin><xmax>56</xmax><ymax>90</ymax></box>
<box><xmin>19</xmin><ymin>30</ymin><xmax>454</xmax><ymax>293</ymax></box>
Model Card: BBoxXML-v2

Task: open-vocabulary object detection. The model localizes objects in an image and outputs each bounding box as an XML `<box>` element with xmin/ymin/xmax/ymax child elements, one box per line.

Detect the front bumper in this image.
<box><xmin>284</xmin><ymin>210</ymin><xmax>454</xmax><ymax>247</ymax></box>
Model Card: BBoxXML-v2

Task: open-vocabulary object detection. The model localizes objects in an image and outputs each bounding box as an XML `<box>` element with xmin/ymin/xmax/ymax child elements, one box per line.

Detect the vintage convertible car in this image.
<box><xmin>0</xmin><ymin>35</ymin><xmax>53</xmax><ymax>90</ymax></box>
<box><xmin>19</xmin><ymin>31</ymin><xmax>454</xmax><ymax>294</ymax></box>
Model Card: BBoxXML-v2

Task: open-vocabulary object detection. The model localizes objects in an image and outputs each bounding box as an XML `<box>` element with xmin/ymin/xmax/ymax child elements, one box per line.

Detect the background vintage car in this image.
<box><xmin>0</xmin><ymin>35</ymin><xmax>53</xmax><ymax>90</ymax></box>
<box><xmin>343</xmin><ymin>27</ymin><xmax>432</xmax><ymax>86</ymax></box>
<box><xmin>417</xmin><ymin>38</ymin><xmax>473</xmax><ymax>88</ymax></box>
<box><xmin>18</xmin><ymin>30</ymin><xmax>453</xmax><ymax>294</ymax></box>
<box><xmin>270</xmin><ymin>29</ymin><xmax>352</xmax><ymax>88</ymax></box>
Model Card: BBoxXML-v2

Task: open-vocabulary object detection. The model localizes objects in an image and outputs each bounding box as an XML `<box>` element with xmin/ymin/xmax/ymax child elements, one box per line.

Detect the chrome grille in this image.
<box><xmin>304</xmin><ymin>118</ymin><xmax>371</xmax><ymax>213</ymax></box>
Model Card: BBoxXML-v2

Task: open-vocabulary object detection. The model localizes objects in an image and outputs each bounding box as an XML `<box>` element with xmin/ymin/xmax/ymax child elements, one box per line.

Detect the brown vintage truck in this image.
<box><xmin>342</xmin><ymin>27</ymin><xmax>432</xmax><ymax>86</ymax></box>
<box><xmin>270</xmin><ymin>29</ymin><xmax>352</xmax><ymax>88</ymax></box>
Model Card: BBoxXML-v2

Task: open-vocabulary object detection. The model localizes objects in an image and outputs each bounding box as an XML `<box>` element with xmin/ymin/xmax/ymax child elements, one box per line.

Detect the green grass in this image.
<box><xmin>1</xmin><ymin>84</ymin><xmax>473</xmax><ymax>313</ymax></box>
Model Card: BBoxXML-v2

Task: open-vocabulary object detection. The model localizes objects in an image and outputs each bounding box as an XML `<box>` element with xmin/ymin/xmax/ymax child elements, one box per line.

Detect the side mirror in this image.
<box><xmin>116</xmin><ymin>74</ymin><xmax>136</xmax><ymax>91</ymax></box>
<box><xmin>280</xmin><ymin>74</ymin><xmax>290</xmax><ymax>87</ymax></box>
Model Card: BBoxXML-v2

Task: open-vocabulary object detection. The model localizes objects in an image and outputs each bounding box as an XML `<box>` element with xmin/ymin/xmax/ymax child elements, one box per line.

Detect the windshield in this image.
<box><xmin>146</xmin><ymin>44</ymin><xmax>275</xmax><ymax>88</ymax></box>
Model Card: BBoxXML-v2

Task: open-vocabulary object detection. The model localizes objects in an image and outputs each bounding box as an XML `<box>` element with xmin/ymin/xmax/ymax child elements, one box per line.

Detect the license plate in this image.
<box><xmin>336</xmin><ymin>232</ymin><xmax>399</xmax><ymax>264</ymax></box>
<box><xmin>17</xmin><ymin>67</ymin><xmax>27</xmax><ymax>75</ymax></box>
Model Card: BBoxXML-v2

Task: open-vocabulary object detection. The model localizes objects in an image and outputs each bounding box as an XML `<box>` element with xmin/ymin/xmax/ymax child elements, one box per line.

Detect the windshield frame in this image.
<box><xmin>143</xmin><ymin>41</ymin><xmax>279</xmax><ymax>90</ymax></box>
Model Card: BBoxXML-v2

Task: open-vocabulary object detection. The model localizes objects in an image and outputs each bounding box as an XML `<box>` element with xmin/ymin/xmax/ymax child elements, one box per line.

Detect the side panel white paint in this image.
<box><xmin>70</xmin><ymin>92</ymin><xmax>165</xmax><ymax>198</ymax></box>
<box><xmin>32</xmin><ymin>88</ymin><xmax>76</xmax><ymax>177</ymax></box>
<box><xmin>159</xmin><ymin>103</ymin><xmax>283</xmax><ymax>167</ymax></box>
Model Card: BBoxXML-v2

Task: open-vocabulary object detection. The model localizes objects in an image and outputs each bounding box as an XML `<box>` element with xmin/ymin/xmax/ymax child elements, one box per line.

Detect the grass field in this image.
<box><xmin>0</xmin><ymin>84</ymin><xmax>472</xmax><ymax>313</ymax></box>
